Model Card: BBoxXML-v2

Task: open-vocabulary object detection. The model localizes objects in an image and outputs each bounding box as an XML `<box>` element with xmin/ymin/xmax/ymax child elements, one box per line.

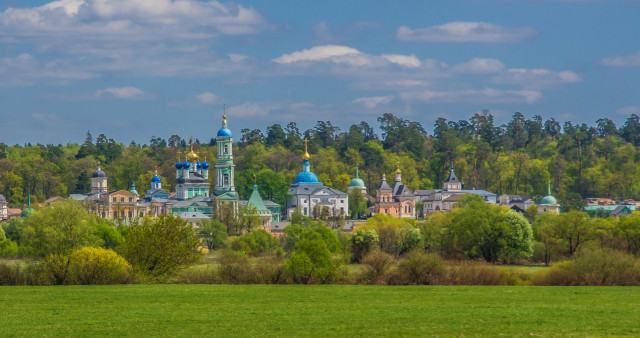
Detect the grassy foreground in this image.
<box><xmin>2</xmin><ymin>285</ymin><xmax>640</xmax><ymax>336</ymax></box>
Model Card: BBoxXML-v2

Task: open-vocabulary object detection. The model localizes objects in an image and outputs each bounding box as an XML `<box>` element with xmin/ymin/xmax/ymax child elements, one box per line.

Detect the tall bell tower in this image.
<box><xmin>214</xmin><ymin>113</ymin><xmax>235</xmax><ymax>196</ymax></box>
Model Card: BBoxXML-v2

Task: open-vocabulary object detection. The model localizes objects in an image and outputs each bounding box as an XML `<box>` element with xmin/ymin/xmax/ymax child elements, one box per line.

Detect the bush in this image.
<box><xmin>360</xmin><ymin>251</ymin><xmax>394</xmax><ymax>285</ymax></box>
<box><xmin>285</xmin><ymin>251</ymin><xmax>314</xmax><ymax>284</ymax></box>
<box><xmin>537</xmin><ymin>248</ymin><xmax>640</xmax><ymax>286</ymax></box>
<box><xmin>120</xmin><ymin>215</ymin><xmax>202</xmax><ymax>279</ymax></box>
<box><xmin>173</xmin><ymin>265</ymin><xmax>219</xmax><ymax>284</ymax></box>
<box><xmin>446</xmin><ymin>260</ymin><xmax>507</xmax><ymax>285</ymax></box>
<box><xmin>67</xmin><ymin>247</ymin><xmax>133</xmax><ymax>285</ymax></box>
<box><xmin>393</xmin><ymin>251</ymin><xmax>445</xmax><ymax>285</ymax></box>
<box><xmin>0</xmin><ymin>262</ymin><xmax>25</xmax><ymax>285</ymax></box>
<box><xmin>350</xmin><ymin>229</ymin><xmax>379</xmax><ymax>263</ymax></box>
<box><xmin>0</xmin><ymin>239</ymin><xmax>19</xmax><ymax>257</ymax></box>
<box><xmin>231</xmin><ymin>229</ymin><xmax>279</xmax><ymax>256</ymax></box>
<box><xmin>217</xmin><ymin>250</ymin><xmax>254</xmax><ymax>284</ymax></box>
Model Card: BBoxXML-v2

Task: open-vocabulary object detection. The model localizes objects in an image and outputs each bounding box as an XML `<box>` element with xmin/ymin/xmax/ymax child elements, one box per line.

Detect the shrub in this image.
<box><xmin>360</xmin><ymin>251</ymin><xmax>394</xmax><ymax>285</ymax></box>
<box><xmin>350</xmin><ymin>229</ymin><xmax>379</xmax><ymax>263</ymax></box>
<box><xmin>393</xmin><ymin>251</ymin><xmax>445</xmax><ymax>285</ymax></box>
<box><xmin>217</xmin><ymin>250</ymin><xmax>254</xmax><ymax>284</ymax></box>
<box><xmin>0</xmin><ymin>239</ymin><xmax>19</xmax><ymax>257</ymax></box>
<box><xmin>446</xmin><ymin>260</ymin><xmax>506</xmax><ymax>285</ymax></box>
<box><xmin>285</xmin><ymin>251</ymin><xmax>314</xmax><ymax>284</ymax></box>
<box><xmin>173</xmin><ymin>265</ymin><xmax>219</xmax><ymax>284</ymax></box>
<box><xmin>0</xmin><ymin>262</ymin><xmax>25</xmax><ymax>286</ymax></box>
<box><xmin>67</xmin><ymin>247</ymin><xmax>133</xmax><ymax>285</ymax></box>
<box><xmin>120</xmin><ymin>215</ymin><xmax>202</xmax><ymax>279</ymax></box>
<box><xmin>537</xmin><ymin>248</ymin><xmax>640</xmax><ymax>286</ymax></box>
<box><xmin>253</xmin><ymin>257</ymin><xmax>288</xmax><ymax>284</ymax></box>
<box><xmin>231</xmin><ymin>229</ymin><xmax>279</xmax><ymax>256</ymax></box>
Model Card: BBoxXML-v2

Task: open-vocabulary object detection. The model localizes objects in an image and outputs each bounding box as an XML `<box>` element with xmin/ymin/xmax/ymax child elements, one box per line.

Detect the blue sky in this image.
<box><xmin>1</xmin><ymin>0</ymin><xmax>639</xmax><ymax>145</ymax></box>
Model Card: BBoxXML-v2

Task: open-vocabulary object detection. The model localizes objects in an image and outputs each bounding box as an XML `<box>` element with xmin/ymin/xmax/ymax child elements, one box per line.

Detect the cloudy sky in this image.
<box><xmin>1</xmin><ymin>0</ymin><xmax>639</xmax><ymax>144</ymax></box>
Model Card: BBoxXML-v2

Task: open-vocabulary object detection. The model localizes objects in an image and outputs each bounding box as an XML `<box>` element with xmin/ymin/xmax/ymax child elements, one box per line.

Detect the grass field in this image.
<box><xmin>2</xmin><ymin>285</ymin><xmax>640</xmax><ymax>336</ymax></box>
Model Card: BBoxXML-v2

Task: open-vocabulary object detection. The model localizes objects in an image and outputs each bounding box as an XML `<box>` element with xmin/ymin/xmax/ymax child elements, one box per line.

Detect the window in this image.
<box><xmin>224</xmin><ymin>145</ymin><xmax>228</xmax><ymax>154</ymax></box>
<box><xmin>128</xmin><ymin>197</ymin><xmax>133</xmax><ymax>202</ymax></box>
<box><xmin>223</xmin><ymin>174</ymin><xmax>229</xmax><ymax>186</ymax></box>
<box><xmin>303</xmin><ymin>207</ymin><xmax>308</xmax><ymax>215</ymax></box>
<box><xmin>112</xmin><ymin>197</ymin><xmax>116</xmax><ymax>202</ymax></box>
<box><xmin>120</xmin><ymin>197</ymin><xmax>125</xmax><ymax>202</ymax></box>
<box><xmin>139</xmin><ymin>212</ymin><xmax>144</xmax><ymax>217</ymax></box>
<box><xmin>128</xmin><ymin>211</ymin><xmax>132</xmax><ymax>218</ymax></box>
<box><xmin>340</xmin><ymin>200</ymin><xmax>344</xmax><ymax>203</ymax></box>
<box><xmin>121</xmin><ymin>211</ymin><xmax>125</xmax><ymax>217</ymax></box>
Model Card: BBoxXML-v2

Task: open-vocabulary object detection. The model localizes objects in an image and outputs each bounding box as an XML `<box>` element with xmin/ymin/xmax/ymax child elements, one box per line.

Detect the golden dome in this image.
<box><xmin>186</xmin><ymin>150</ymin><xmax>199</xmax><ymax>162</ymax></box>
<box><xmin>395</xmin><ymin>162</ymin><xmax>402</xmax><ymax>175</ymax></box>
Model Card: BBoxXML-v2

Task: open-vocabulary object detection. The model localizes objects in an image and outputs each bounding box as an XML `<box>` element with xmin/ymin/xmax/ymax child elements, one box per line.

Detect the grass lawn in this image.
<box><xmin>2</xmin><ymin>285</ymin><xmax>640</xmax><ymax>336</ymax></box>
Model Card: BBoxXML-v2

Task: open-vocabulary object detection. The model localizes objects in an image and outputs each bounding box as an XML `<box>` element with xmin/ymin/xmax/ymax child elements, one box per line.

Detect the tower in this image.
<box><xmin>91</xmin><ymin>164</ymin><xmax>108</xmax><ymax>194</ymax></box>
<box><xmin>151</xmin><ymin>169</ymin><xmax>162</xmax><ymax>190</ymax></box>
<box><xmin>443</xmin><ymin>165</ymin><xmax>462</xmax><ymax>191</ymax></box>
<box><xmin>214</xmin><ymin>113</ymin><xmax>236</xmax><ymax>196</ymax></box>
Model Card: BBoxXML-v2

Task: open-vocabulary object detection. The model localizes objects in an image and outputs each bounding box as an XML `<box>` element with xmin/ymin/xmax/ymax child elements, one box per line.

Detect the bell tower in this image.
<box><xmin>214</xmin><ymin>112</ymin><xmax>235</xmax><ymax>196</ymax></box>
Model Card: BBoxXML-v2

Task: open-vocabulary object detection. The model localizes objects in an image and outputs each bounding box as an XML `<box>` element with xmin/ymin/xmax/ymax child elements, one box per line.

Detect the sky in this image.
<box><xmin>1</xmin><ymin>0</ymin><xmax>639</xmax><ymax>145</ymax></box>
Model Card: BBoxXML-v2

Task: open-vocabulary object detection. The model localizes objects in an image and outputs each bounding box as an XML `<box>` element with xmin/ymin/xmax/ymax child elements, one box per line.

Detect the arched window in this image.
<box><xmin>223</xmin><ymin>174</ymin><xmax>229</xmax><ymax>186</ymax></box>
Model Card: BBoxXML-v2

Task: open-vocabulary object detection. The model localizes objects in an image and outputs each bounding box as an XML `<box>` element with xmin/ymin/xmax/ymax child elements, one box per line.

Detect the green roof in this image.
<box><xmin>247</xmin><ymin>184</ymin><xmax>268</xmax><ymax>212</ymax></box>
<box><xmin>540</xmin><ymin>183</ymin><xmax>557</xmax><ymax>205</ymax></box>
<box><xmin>348</xmin><ymin>167</ymin><xmax>366</xmax><ymax>189</ymax></box>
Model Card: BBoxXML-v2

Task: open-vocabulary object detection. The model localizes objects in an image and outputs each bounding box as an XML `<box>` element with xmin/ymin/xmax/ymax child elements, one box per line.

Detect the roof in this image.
<box><xmin>414</xmin><ymin>190</ymin><xmax>435</xmax><ymax>196</ymax></box>
<box><xmin>247</xmin><ymin>184</ymin><xmax>269</xmax><ymax>212</ymax></box>
<box><xmin>611</xmin><ymin>205</ymin><xmax>632</xmax><ymax>216</ymax></box>
<box><xmin>176</xmin><ymin>171</ymin><xmax>208</xmax><ymax>184</ymax></box>
<box><xmin>217</xmin><ymin>127</ymin><xmax>232</xmax><ymax>138</ymax></box>
<box><xmin>377</xmin><ymin>176</ymin><xmax>392</xmax><ymax>191</ymax></box>
<box><xmin>0</xmin><ymin>194</ymin><xmax>6</xmax><ymax>203</ymax></box>
<box><xmin>92</xmin><ymin>165</ymin><xmax>107</xmax><ymax>178</ymax></box>
<box><xmin>44</xmin><ymin>196</ymin><xmax>63</xmax><ymax>204</ymax></box>
<box><xmin>391</xmin><ymin>181</ymin><xmax>413</xmax><ymax>197</ymax></box>
<box><xmin>445</xmin><ymin>166</ymin><xmax>458</xmax><ymax>183</ymax></box>
<box><xmin>178</xmin><ymin>211</ymin><xmax>210</xmax><ymax>220</ymax></box>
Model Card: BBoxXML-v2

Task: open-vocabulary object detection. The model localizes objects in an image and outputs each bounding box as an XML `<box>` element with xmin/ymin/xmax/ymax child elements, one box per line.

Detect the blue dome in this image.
<box><xmin>294</xmin><ymin>171</ymin><xmax>321</xmax><ymax>184</ymax></box>
<box><xmin>202</xmin><ymin>161</ymin><xmax>210</xmax><ymax>170</ymax></box>
<box><xmin>217</xmin><ymin>128</ymin><xmax>232</xmax><ymax>137</ymax></box>
<box><xmin>183</xmin><ymin>161</ymin><xmax>191</xmax><ymax>169</ymax></box>
<box><xmin>196</xmin><ymin>161</ymin><xmax>202</xmax><ymax>169</ymax></box>
<box><xmin>175</xmin><ymin>161</ymin><xmax>183</xmax><ymax>169</ymax></box>
<box><xmin>151</xmin><ymin>175</ymin><xmax>161</xmax><ymax>183</ymax></box>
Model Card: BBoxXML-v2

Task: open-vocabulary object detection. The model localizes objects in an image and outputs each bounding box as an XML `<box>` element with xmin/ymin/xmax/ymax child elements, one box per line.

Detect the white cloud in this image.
<box><xmin>0</xmin><ymin>0</ymin><xmax>266</xmax><ymax>41</ymax></box>
<box><xmin>617</xmin><ymin>106</ymin><xmax>640</xmax><ymax>116</ymax></box>
<box><xmin>353</xmin><ymin>95</ymin><xmax>394</xmax><ymax>109</ymax></box>
<box><xmin>197</xmin><ymin>92</ymin><xmax>218</xmax><ymax>104</ymax></box>
<box><xmin>95</xmin><ymin>86</ymin><xmax>149</xmax><ymax>99</ymax></box>
<box><xmin>400</xmin><ymin>88</ymin><xmax>543</xmax><ymax>104</ymax></box>
<box><xmin>601</xmin><ymin>51</ymin><xmax>640</xmax><ymax>67</ymax></box>
<box><xmin>273</xmin><ymin>45</ymin><xmax>361</xmax><ymax>64</ymax></box>
<box><xmin>381</xmin><ymin>54</ymin><xmax>421</xmax><ymax>68</ymax></box>
<box><xmin>494</xmin><ymin>68</ymin><xmax>582</xmax><ymax>88</ymax></box>
<box><xmin>397</xmin><ymin>22</ymin><xmax>536</xmax><ymax>43</ymax></box>
<box><xmin>453</xmin><ymin>58</ymin><xmax>505</xmax><ymax>74</ymax></box>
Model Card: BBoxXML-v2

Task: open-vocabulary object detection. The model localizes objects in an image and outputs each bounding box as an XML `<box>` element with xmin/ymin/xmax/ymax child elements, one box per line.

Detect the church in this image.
<box><xmin>284</xmin><ymin>140</ymin><xmax>348</xmax><ymax>220</ymax></box>
<box><xmin>73</xmin><ymin>114</ymin><xmax>280</xmax><ymax>229</ymax></box>
<box><xmin>374</xmin><ymin>164</ymin><xmax>417</xmax><ymax>219</ymax></box>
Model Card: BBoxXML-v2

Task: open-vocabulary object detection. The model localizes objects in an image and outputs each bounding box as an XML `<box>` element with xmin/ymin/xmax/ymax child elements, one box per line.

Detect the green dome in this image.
<box><xmin>348</xmin><ymin>167</ymin><xmax>366</xmax><ymax>189</ymax></box>
<box><xmin>349</xmin><ymin>177</ymin><xmax>366</xmax><ymax>189</ymax></box>
<box><xmin>540</xmin><ymin>183</ymin><xmax>557</xmax><ymax>205</ymax></box>
<box><xmin>541</xmin><ymin>195</ymin><xmax>557</xmax><ymax>205</ymax></box>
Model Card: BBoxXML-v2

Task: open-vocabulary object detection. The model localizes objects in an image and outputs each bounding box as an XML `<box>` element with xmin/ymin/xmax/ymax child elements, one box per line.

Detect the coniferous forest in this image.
<box><xmin>1</xmin><ymin>111</ymin><xmax>639</xmax><ymax>209</ymax></box>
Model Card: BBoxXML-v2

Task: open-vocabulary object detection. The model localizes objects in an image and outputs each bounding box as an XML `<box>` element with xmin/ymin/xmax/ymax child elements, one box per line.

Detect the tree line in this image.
<box><xmin>3</xmin><ymin>112</ymin><xmax>640</xmax><ymax>209</ymax></box>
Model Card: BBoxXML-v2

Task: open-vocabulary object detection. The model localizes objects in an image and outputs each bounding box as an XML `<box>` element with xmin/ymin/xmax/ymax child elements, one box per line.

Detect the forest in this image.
<box><xmin>2</xmin><ymin>111</ymin><xmax>640</xmax><ymax>210</ymax></box>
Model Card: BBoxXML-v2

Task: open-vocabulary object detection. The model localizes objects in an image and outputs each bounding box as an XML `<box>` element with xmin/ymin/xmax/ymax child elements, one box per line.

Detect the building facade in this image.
<box><xmin>374</xmin><ymin>165</ymin><xmax>416</xmax><ymax>218</ymax></box>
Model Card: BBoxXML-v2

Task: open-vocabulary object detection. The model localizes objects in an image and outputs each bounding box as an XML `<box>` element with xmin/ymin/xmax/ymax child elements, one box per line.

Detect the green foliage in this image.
<box><xmin>21</xmin><ymin>200</ymin><xmax>101</xmax><ymax>257</ymax></box>
<box><xmin>286</xmin><ymin>230</ymin><xmax>340</xmax><ymax>284</ymax></box>
<box><xmin>348</xmin><ymin>188</ymin><xmax>367</xmax><ymax>219</ymax></box>
<box><xmin>198</xmin><ymin>219</ymin><xmax>228</xmax><ymax>250</ymax></box>
<box><xmin>0</xmin><ymin>239</ymin><xmax>19</xmax><ymax>257</ymax></box>
<box><xmin>94</xmin><ymin>220</ymin><xmax>123</xmax><ymax>250</ymax></box>
<box><xmin>1</xmin><ymin>217</ymin><xmax>23</xmax><ymax>243</ymax></box>
<box><xmin>350</xmin><ymin>229</ymin><xmax>379</xmax><ymax>263</ymax></box>
<box><xmin>119</xmin><ymin>215</ymin><xmax>202</xmax><ymax>278</ymax></box>
<box><xmin>394</xmin><ymin>251</ymin><xmax>445</xmax><ymax>285</ymax></box>
<box><xmin>231</xmin><ymin>229</ymin><xmax>279</xmax><ymax>256</ymax></box>
<box><xmin>67</xmin><ymin>247</ymin><xmax>133</xmax><ymax>285</ymax></box>
<box><xmin>502</xmin><ymin>211</ymin><xmax>534</xmax><ymax>263</ymax></box>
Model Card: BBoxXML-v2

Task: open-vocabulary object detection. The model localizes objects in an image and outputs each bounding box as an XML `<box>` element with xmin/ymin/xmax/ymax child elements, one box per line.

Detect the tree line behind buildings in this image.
<box><xmin>3</xmin><ymin>112</ymin><xmax>640</xmax><ymax>211</ymax></box>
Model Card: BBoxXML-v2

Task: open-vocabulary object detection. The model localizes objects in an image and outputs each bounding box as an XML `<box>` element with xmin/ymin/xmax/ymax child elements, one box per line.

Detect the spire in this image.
<box><xmin>548</xmin><ymin>182</ymin><xmax>551</xmax><ymax>196</ymax></box>
<box><xmin>355</xmin><ymin>166</ymin><xmax>359</xmax><ymax>178</ymax></box>
<box><xmin>27</xmin><ymin>192</ymin><xmax>30</xmax><ymax>206</ymax></box>
<box><xmin>222</xmin><ymin>104</ymin><xmax>227</xmax><ymax>128</ymax></box>
<box><xmin>302</xmin><ymin>138</ymin><xmax>311</xmax><ymax>161</ymax></box>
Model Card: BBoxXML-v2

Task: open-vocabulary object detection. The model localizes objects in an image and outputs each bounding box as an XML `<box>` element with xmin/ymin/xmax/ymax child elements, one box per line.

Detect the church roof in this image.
<box><xmin>377</xmin><ymin>174</ymin><xmax>392</xmax><ymax>191</ymax></box>
<box><xmin>349</xmin><ymin>167</ymin><xmax>366</xmax><ymax>189</ymax></box>
<box><xmin>217</xmin><ymin>128</ymin><xmax>232</xmax><ymax>138</ymax></box>
<box><xmin>289</xmin><ymin>184</ymin><xmax>348</xmax><ymax>197</ymax></box>
<box><xmin>540</xmin><ymin>183</ymin><xmax>558</xmax><ymax>205</ymax></box>
<box><xmin>247</xmin><ymin>184</ymin><xmax>269</xmax><ymax>212</ymax></box>
<box><xmin>445</xmin><ymin>165</ymin><xmax>458</xmax><ymax>183</ymax></box>
<box><xmin>391</xmin><ymin>181</ymin><xmax>413</xmax><ymax>197</ymax></box>
<box><xmin>92</xmin><ymin>165</ymin><xmax>107</xmax><ymax>178</ymax></box>
<box><xmin>176</xmin><ymin>172</ymin><xmax>208</xmax><ymax>184</ymax></box>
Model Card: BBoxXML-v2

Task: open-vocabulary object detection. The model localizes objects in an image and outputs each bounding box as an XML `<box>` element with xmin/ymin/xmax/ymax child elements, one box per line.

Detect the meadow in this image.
<box><xmin>2</xmin><ymin>285</ymin><xmax>640</xmax><ymax>336</ymax></box>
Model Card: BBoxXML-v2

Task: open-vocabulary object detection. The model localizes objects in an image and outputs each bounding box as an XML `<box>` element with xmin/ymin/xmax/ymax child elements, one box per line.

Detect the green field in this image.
<box><xmin>2</xmin><ymin>285</ymin><xmax>640</xmax><ymax>336</ymax></box>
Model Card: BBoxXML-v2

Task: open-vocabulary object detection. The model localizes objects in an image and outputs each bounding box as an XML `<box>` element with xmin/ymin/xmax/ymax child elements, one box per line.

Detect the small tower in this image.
<box><xmin>443</xmin><ymin>165</ymin><xmax>462</xmax><ymax>192</ymax></box>
<box><xmin>395</xmin><ymin>162</ymin><xmax>402</xmax><ymax>182</ymax></box>
<box><xmin>539</xmin><ymin>182</ymin><xmax>560</xmax><ymax>214</ymax></box>
<box><xmin>91</xmin><ymin>164</ymin><xmax>108</xmax><ymax>194</ymax></box>
<box><xmin>129</xmin><ymin>182</ymin><xmax>139</xmax><ymax>196</ymax></box>
<box><xmin>348</xmin><ymin>166</ymin><xmax>367</xmax><ymax>194</ymax></box>
<box><xmin>151</xmin><ymin>169</ymin><xmax>162</xmax><ymax>190</ymax></box>
<box><xmin>175</xmin><ymin>152</ymin><xmax>183</xmax><ymax>179</ymax></box>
